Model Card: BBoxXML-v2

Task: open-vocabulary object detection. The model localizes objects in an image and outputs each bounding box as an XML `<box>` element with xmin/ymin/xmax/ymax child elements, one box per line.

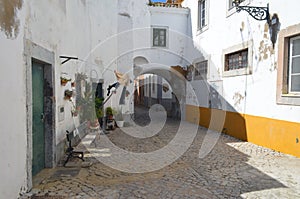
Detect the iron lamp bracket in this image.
<box><xmin>233</xmin><ymin>2</ymin><xmax>270</xmax><ymax>25</ymax></box>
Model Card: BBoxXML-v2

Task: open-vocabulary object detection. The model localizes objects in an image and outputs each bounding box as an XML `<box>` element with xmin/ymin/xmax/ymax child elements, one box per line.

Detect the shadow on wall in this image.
<box><xmin>210</xmin><ymin>85</ymin><xmax>248</xmax><ymax>141</ymax></box>
<box><xmin>186</xmin><ymin>83</ymin><xmax>248</xmax><ymax>141</ymax></box>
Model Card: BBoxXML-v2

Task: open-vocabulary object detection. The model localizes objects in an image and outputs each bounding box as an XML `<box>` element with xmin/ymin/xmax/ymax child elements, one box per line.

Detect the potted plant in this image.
<box><xmin>105</xmin><ymin>106</ymin><xmax>116</xmax><ymax>130</ymax></box>
<box><xmin>105</xmin><ymin>107</ymin><xmax>113</xmax><ymax>118</ymax></box>
<box><xmin>64</xmin><ymin>89</ymin><xmax>73</xmax><ymax>100</ymax></box>
<box><xmin>115</xmin><ymin>107</ymin><xmax>124</xmax><ymax>127</ymax></box>
<box><xmin>61</xmin><ymin>77</ymin><xmax>71</xmax><ymax>86</ymax></box>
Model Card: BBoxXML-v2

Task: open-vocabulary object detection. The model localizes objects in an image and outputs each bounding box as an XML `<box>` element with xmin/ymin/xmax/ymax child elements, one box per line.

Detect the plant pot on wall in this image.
<box><xmin>61</xmin><ymin>77</ymin><xmax>71</xmax><ymax>86</ymax></box>
<box><xmin>64</xmin><ymin>89</ymin><xmax>73</xmax><ymax>100</ymax></box>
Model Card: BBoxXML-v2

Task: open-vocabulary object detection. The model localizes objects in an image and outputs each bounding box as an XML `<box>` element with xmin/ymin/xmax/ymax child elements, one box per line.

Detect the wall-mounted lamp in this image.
<box><xmin>232</xmin><ymin>0</ymin><xmax>270</xmax><ymax>24</ymax></box>
<box><xmin>59</xmin><ymin>56</ymin><xmax>78</xmax><ymax>65</ymax></box>
<box><xmin>233</xmin><ymin>0</ymin><xmax>280</xmax><ymax>48</ymax></box>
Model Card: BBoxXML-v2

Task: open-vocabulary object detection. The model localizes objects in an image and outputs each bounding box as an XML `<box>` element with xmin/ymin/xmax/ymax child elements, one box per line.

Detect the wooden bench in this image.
<box><xmin>63</xmin><ymin>130</ymin><xmax>84</xmax><ymax>167</ymax></box>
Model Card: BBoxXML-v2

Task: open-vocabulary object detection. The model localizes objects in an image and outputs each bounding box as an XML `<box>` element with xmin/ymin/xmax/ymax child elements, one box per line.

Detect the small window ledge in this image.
<box><xmin>197</xmin><ymin>25</ymin><xmax>209</xmax><ymax>35</ymax></box>
<box><xmin>223</xmin><ymin>67</ymin><xmax>251</xmax><ymax>77</ymax></box>
<box><xmin>277</xmin><ymin>94</ymin><xmax>300</xmax><ymax>106</ymax></box>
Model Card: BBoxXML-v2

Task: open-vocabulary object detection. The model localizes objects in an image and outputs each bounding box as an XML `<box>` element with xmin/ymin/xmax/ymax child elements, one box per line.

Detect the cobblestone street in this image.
<box><xmin>21</xmin><ymin>106</ymin><xmax>300</xmax><ymax>199</ymax></box>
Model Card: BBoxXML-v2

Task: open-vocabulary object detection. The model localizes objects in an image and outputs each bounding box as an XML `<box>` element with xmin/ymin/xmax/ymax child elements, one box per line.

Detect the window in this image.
<box><xmin>198</xmin><ymin>0</ymin><xmax>208</xmax><ymax>31</ymax></box>
<box><xmin>222</xmin><ymin>40</ymin><xmax>253</xmax><ymax>77</ymax></box>
<box><xmin>194</xmin><ymin>60</ymin><xmax>208</xmax><ymax>80</ymax></box>
<box><xmin>289</xmin><ymin>36</ymin><xmax>300</xmax><ymax>93</ymax></box>
<box><xmin>227</xmin><ymin>0</ymin><xmax>247</xmax><ymax>17</ymax></box>
<box><xmin>228</xmin><ymin>0</ymin><xmax>245</xmax><ymax>10</ymax></box>
<box><xmin>277</xmin><ymin>23</ymin><xmax>300</xmax><ymax>105</ymax></box>
<box><xmin>153</xmin><ymin>28</ymin><xmax>167</xmax><ymax>47</ymax></box>
<box><xmin>225</xmin><ymin>49</ymin><xmax>248</xmax><ymax>71</ymax></box>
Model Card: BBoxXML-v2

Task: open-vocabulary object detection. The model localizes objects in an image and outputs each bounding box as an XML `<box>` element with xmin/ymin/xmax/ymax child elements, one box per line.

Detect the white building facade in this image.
<box><xmin>183</xmin><ymin>0</ymin><xmax>300</xmax><ymax>158</ymax></box>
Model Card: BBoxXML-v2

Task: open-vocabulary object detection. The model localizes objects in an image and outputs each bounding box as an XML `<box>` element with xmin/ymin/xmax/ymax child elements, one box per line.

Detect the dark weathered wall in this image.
<box><xmin>0</xmin><ymin>0</ymin><xmax>23</xmax><ymax>39</ymax></box>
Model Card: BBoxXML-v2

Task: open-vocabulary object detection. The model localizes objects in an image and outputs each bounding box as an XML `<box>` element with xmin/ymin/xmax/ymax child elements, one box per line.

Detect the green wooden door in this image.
<box><xmin>32</xmin><ymin>62</ymin><xmax>45</xmax><ymax>176</ymax></box>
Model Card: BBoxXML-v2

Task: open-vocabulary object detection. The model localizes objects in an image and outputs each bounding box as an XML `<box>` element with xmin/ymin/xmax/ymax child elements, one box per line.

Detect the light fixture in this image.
<box><xmin>59</xmin><ymin>56</ymin><xmax>78</xmax><ymax>65</ymax></box>
<box><xmin>233</xmin><ymin>0</ymin><xmax>280</xmax><ymax>48</ymax></box>
<box><xmin>232</xmin><ymin>0</ymin><xmax>270</xmax><ymax>25</ymax></box>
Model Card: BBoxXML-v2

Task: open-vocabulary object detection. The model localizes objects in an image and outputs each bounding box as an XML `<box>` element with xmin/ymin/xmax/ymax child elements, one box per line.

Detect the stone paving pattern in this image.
<box><xmin>20</xmin><ymin>106</ymin><xmax>300</xmax><ymax>199</ymax></box>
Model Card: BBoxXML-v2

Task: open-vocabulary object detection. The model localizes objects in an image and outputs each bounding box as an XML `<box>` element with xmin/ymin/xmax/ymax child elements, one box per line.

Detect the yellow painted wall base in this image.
<box><xmin>186</xmin><ymin>104</ymin><xmax>300</xmax><ymax>158</ymax></box>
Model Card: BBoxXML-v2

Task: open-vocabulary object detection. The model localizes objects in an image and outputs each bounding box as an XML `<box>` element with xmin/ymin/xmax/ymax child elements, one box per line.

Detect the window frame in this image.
<box><xmin>194</xmin><ymin>60</ymin><xmax>208</xmax><ymax>80</ymax></box>
<box><xmin>225</xmin><ymin>49</ymin><xmax>248</xmax><ymax>72</ymax></box>
<box><xmin>222</xmin><ymin>40</ymin><xmax>253</xmax><ymax>77</ymax></box>
<box><xmin>277</xmin><ymin>23</ymin><xmax>300</xmax><ymax>105</ymax></box>
<box><xmin>197</xmin><ymin>0</ymin><xmax>209</xmax><ymax>33</ymax></box>
<box><xmin>152</xmin><ymin>27</ymin><xmax>168</xmax><ymax>48</ymax></box>
<box><xmin>226</xmin><ymin>0</ymin><xmax>250</xmax><ymax>17</ymax></box>
<box><xmin>288</xmin><ymin>35</ymin><xmax>300</xmax><ymax>94</ymax></box>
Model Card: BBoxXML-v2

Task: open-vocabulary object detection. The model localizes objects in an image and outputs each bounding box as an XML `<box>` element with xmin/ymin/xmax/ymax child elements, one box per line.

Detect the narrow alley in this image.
<box><xmin>21</xmin><ymin>106</ymin><xmax>300</xmax><ymax>199</ymax></box>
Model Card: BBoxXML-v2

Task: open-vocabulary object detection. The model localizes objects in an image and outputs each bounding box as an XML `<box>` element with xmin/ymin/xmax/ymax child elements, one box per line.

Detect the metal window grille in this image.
<box><xmin>228</xmin><ymin>0</ymin><xmax>245</xmax><ymax>10</ymax></box>
<box><xmin>225</xmin><ymin>49</ymin><xmax>248</xmax><ymax>71</ymax></box>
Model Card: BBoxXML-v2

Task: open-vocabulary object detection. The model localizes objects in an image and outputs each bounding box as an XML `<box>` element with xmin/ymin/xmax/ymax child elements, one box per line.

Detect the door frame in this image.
<box><xmin>25</xmin><ymin>40</ymin><xmax>55</xmax><ymax>189</ymax></box>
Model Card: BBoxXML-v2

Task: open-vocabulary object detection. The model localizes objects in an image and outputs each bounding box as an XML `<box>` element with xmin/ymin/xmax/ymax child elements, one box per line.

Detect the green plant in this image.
<box><xmin>61</xmin><ymin>77</ymin><xmax>71</xmax><ymax>85</ymax></box>
<box><xmin>96</xmin><ymin>108</ymin><xmax>103</xmax><ymax>119</ymax></box>
<box><xmin>105</xmin><ymin>107</ymin><xmax>113</xmax><ymax>116</ymax></box>
<box><xmin>95</xmin><ymin>97</ymin><xmax>103</xmax><ymax>109</ymax></box>
<box><xmin>95</xmin><ymin>97</ymin><xmax>104</xmax><ymax>118</ymax></box>
<box><xmin>64</xmin><ymin>90</ymin><xmax>73</xmax><ymax>100</ymax></box>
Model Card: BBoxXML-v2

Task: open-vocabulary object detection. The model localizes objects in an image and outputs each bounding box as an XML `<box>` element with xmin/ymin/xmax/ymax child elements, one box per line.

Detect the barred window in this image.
<box><xmin>228</xmin><ymin>0</ymin><xmax>245</xmax><ymax>10</ymax></box>
<box><xmin>225</xmin><ymin>49</ymin><xmax>248</xmax><ymax>71</ymax></box>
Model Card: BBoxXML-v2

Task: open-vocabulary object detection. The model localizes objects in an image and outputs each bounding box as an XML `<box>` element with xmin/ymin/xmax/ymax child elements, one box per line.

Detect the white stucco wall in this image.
<box><xmin>183</xmin><ymin>0</ymin><xmax>300</xmax><ymax>123</ymax></box>
<box><xmin>109</xmin><ymin>1</ymin><xmax>191</xmax><ymax>112</ymax></box>
<box><xmin>24</xmin><ymin>0</ymin><xmax>119</xmax><ymax>144</ymax></box>
<box><xmin>126</xmin><ymin>3</ymin><xmax>191</xmax><ymax>71</ymax></box>
<box><xmin>1</xmin><ymin>0</ymin><xmax>120</xmax><ymax>197</ymax></box>
<box><xmin>0</xmin><ymin>5</ymin><xmax>27</xmax><ymax>198</ymax></box>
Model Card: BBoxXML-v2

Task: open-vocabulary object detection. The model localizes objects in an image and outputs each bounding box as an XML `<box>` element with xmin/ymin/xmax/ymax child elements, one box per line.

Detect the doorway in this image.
<box><xmin>31</xmin><ymin>62</ymin><xmax>45</xmax><ymax>176</ymax></box>
<box><xmin>25</xmin><ymin>41</ymin><xmax>55</xmax><ymax>189</ymax></box>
